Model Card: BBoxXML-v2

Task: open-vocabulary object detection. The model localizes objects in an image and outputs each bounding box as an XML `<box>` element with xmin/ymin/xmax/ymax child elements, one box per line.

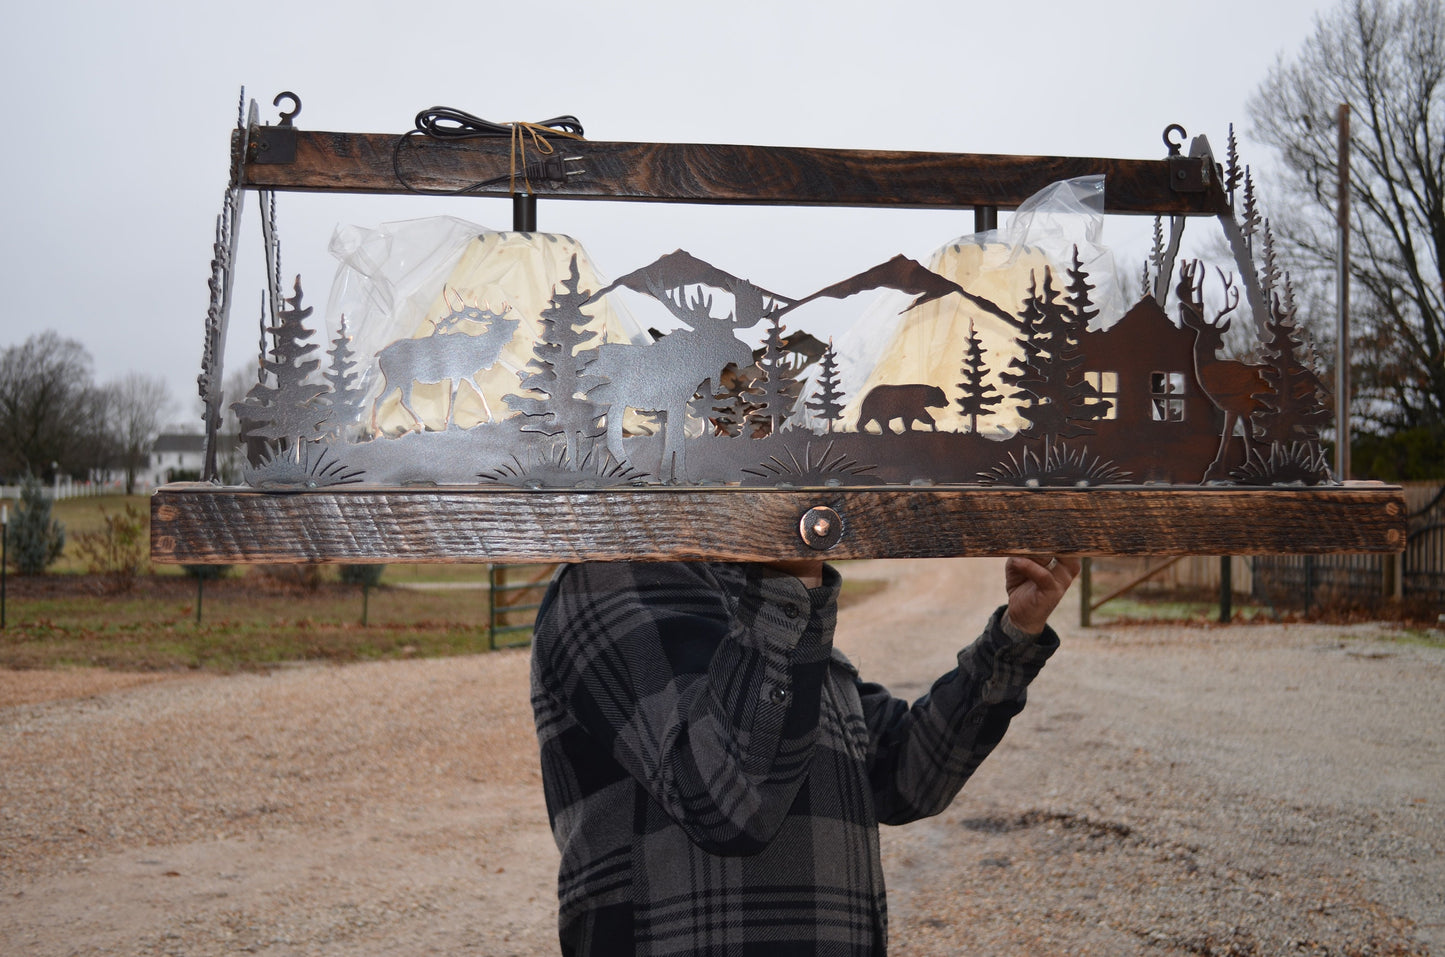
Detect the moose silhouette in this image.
<box><xmin>588</xmin><ymin>279</ymin><xmax>757</xmax><ymax>482</ymax></box>
<box><xmin>371</xmin><ymin>301</ymin><xmax>521</xmax><ymax>433</ymax></box>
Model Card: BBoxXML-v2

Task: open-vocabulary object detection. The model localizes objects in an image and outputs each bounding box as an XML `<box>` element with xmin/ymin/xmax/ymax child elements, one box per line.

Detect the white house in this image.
<box><xmin>146</xmin><ymin>433</ymin><xmax>207</xmax><ymax>486</ymax></box>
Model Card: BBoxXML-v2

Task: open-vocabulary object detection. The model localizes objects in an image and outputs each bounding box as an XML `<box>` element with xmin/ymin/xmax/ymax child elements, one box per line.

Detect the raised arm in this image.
<box><xmin>864</xmin><ymin>555</ymin><xmax>1079</xmax><ymax>825</ymax></box>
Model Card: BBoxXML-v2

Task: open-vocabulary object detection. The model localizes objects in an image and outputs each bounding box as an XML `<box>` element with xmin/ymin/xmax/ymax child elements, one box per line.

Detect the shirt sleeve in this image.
<box><xmin>861</xmin><ymin>605</ymin><xmax>1059</xmax><ymax>826</ymax></box>
<box><xmin>532</xmin><ymin>561</ymin><xmax>842</xmax><ymax>855</ymax></box>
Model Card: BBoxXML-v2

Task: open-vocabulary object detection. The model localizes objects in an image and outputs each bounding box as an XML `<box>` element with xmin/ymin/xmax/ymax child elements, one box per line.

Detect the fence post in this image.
<box><xmin>485</xmin><ymin>563</ymin><xmax>495</xmax><ymax>652</ymax></box>
<box><xmin>1305</xmin><ymin>555</ymin><xmax>1316</xmax><ymax>616</ymax></box>
<box><xmin>1219</xmin><ymin>556</ymin><xmax>1233</xmax><ymax>623</ymax></box>
<box><xmin>1079</xmin><ymin>557</ymin><xmax>1092</xmax><ymax>628</ymax></box>
<box><xmin>2</xmin><ymin>505</ymin><xmax>8</xmax><ymax>629</ymax></box>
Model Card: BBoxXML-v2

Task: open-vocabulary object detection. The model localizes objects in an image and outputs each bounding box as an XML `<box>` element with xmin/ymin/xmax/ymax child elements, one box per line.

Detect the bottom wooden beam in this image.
<box><xmin>151</xmin><ymin>482</ymin><xmax>1406</xmax><ymax>564</ymax></box>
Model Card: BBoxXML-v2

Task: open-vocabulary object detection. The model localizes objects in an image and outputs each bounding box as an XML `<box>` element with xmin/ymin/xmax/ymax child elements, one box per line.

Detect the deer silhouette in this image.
<box><xmin>371</xmin><ymin>300</ymin><xmax>521</xmax><ymax>433</ymax></box>
<box><xmin>588</xmin><ymin>280</ymin><xmax>756</xmax><ymax>482</ymax></box>
<box><xmin>1176</xmin><ymin>261</ymin><xmax>1269</xmax><ymax>480</ymax></box>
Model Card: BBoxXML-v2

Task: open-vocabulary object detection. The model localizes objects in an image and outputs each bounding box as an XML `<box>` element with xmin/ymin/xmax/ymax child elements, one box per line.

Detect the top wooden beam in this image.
<box><xmin>238</xmin><ymin>128</ymin><xmax>1229</xmax><ymax>216</ymax></box>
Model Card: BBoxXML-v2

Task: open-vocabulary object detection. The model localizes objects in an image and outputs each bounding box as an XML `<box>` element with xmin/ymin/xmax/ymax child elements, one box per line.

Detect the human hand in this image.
<box><xmin>1003</xmin><ymin>556</ymin><xmax>1081</xmax><ymax>636</ymax></box>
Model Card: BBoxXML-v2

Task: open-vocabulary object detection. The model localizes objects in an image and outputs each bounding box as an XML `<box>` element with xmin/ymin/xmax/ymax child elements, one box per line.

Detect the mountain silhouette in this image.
<box><xmin>590</xmin><ymin>250</ymin><xmax>791</xmax><ymax>325</ymax></box>
<box><xmin>784</xmin><ymin>254</ymin><xmax>1017</xmax><ymax>327</ymax></box>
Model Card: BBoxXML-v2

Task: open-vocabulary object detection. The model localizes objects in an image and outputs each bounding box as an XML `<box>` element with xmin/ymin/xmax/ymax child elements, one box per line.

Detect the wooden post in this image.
<box><xmin>1079</xmin><ymin>557</ymin><xmax>1092</xmax><ymax>627</ymax></box>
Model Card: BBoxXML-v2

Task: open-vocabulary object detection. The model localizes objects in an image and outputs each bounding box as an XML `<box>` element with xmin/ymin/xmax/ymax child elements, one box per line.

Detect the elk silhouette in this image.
<box><xmin>1176</xmin><ymin>261</ymin><xmax>1269</xmax><ymax>480</ymax></box>
<box><xmin>371</xmin><ymin>300</ymin><xmax>521</xmax><ymax>433</ymax></box>
<box><xmin>588</xmin><ymin>279</ymin><xmax>756</xmax><ymax>482</ymax></box>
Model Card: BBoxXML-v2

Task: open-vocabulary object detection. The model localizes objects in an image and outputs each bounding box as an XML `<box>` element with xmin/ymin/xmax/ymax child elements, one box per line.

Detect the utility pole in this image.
<box><xmin>1336</xmin><ymin>103</ymin><xmax>1351</xmax><ymax>481</ymax></box>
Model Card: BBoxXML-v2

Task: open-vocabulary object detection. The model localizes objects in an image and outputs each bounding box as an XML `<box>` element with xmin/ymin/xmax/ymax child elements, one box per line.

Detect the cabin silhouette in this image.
<box><xmin>1077</xmin><ymin>297</ymin><xmax>1246</xmax><ymax>485</ymax></box>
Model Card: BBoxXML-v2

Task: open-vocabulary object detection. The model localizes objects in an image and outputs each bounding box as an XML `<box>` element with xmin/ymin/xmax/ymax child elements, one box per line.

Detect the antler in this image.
<box><xmin>643</xmin><ymin>275</ymin><xmax>722</xmax><ymax>330</ymax></box>
<box><xmin>1213</xmin><ymin>267</ymin><xmax>1241</xmax><ymax>326</ymax></box>
<box><xmin>434</xmin><ymin>292</ymin><xmax>509</xmax><ymax>332</ymax></box>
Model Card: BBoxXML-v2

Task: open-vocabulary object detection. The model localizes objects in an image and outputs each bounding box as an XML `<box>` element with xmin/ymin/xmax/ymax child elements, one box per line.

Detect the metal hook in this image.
<box><xmin>1163</xmin><ymin>124</ymin><xmax>1187</xmax><ymax>157</ymax></box>
<box><xmin>273</xmin><ymin>91</ymin><xmax>301</xmax><ymax>127</ymax></box>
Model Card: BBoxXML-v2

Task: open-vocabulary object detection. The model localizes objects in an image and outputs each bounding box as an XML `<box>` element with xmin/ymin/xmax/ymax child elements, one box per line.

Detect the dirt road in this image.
<box><xmin>2</xmin><ymin>558</ymin><xmax>1442</xmax><ymax>955</ymax></box>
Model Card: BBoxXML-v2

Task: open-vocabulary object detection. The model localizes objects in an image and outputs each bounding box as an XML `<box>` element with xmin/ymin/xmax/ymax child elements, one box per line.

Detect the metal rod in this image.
<box><xmin>1336</xmin><ymin>103</ymin><xmax>1352</xmax><ymax>481</ymax></box>
<box><xmin>1219</xmin><ymin>555</ymin><xmax>1233</xmax><ymax>623</ymax></box>
<box><xmin>513</xmin><ymin>193</ymin><xmax>537</xmax><ymax>232</ymax></box>
<box><xmin>974</xmin><ymin>205</ymin><xmax>998</xmax><ymax>233</ymax></box>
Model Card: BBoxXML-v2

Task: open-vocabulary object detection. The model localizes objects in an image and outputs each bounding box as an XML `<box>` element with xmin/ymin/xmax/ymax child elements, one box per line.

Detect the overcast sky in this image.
<box><xmin>0</xmin><ymin>0</ymin><xmax>1338</xmax><ymax>429</ymax></box>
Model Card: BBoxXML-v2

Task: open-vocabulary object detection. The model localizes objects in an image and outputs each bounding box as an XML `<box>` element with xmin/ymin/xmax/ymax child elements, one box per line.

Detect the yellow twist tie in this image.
<box><xmin>509</xmin><ymin>121</ymin><xmax>585</xmax><ymax>195</ymax></box>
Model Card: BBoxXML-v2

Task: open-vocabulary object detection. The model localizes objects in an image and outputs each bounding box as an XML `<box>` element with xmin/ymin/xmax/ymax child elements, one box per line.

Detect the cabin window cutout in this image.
<box><xmin>1151</xmin><ymin>372</ymin><xmax>1187</xmax><ymax>422</ymax></box>
<box><xmin>1084</xmin><ymin>371</ymin><xmax>1119</xmax><ymax>420</ymax></box>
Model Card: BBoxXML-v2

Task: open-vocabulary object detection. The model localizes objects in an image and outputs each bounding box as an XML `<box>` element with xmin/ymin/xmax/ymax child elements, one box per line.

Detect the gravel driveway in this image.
<box><xmin>2</xmin><ymin>558</ymin><xmax>1441</xmax><ymax>955</ymax></box>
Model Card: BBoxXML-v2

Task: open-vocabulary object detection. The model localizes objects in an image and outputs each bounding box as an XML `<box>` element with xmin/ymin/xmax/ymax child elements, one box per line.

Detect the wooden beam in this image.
<box><xmin>151</xmin><ymin>483</ymin><xmax>1404</xmax><ymax>565</ymax></box>
<box><xmin>239</xmin><ymin>129</ymin><xmax>1229</xmax><ymax>216</ymax></box>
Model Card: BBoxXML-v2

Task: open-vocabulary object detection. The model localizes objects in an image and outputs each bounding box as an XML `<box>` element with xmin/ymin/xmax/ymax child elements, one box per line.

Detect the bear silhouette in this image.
<box><xmin>858</xmin><ymin>383</ymin><xmax>948</xmax><ymax>434</ymax></box>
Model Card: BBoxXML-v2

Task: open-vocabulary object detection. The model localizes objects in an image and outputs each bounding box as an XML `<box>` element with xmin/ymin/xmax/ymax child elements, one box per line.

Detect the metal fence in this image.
<box><xmin>487</xmin><ymin>563</ymin><xmax>556</xmax><ymax>647</ymax></box>
<box><xmin>1252</xmin><ymin>483</ymin><xmax>1444</xmax><ymax>613</ymax></box>
<box><xmin>1402</xmin><ymin>486</ymin><xmax>1445</xmax><ymax>605</ymax></box>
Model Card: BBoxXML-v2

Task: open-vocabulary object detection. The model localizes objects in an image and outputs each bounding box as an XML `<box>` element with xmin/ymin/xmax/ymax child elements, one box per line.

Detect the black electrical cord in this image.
<box><xmin>412</xmin><ymin>107</ymin><xmax>583</xmax><ymax>140</ymax></box>
<box><xmin>393</xmin><ymin>108</ymin><xmax>585</xmax><ymax>195</ymax></box>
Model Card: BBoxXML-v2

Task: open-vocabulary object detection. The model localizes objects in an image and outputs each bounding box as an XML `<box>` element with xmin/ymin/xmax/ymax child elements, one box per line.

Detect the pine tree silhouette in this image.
<box><xmin>1240</xmin><ymin>169</ymin><xmax>1262</xmax><ymax>253</ymax></box>
<box><xmin>955</xmin><ymin>320</ymin><xmax>1001</xmax><ymax>434</ymax></box>
<box><xmin>1000</xmin><ymin>272</ymin><xmax>1046</xmax><ymax>418</ymax></box>
<box><xmin>1064</xmin><ymin>249</ymin><xmax>1113</xmax><ymax>427</ymax></box>
<box><xmin>747</xmin><ymin>311</ymin><xmax>803</xmax><ymax>436</ymax></box>
<box><xmin>805</xmin><ymin>339</ymin><xmax>846</xmax><ymax>433</ymax></box>
<box><xmin>502</xmin><ymin>255</ymin><xmax>606</xmax><ymax>466</ymax></box>
<box><xmin>1225</xmin><ymin>124</ymin><xmax>1243</xmax><ymax>209</ymax></box>
<box><xmin>318</xmin><ymin>315</ymin><xmax>368</xmax><ymax>441</ymax></box>
<box><xmin>1253</xmin><ymin>288</ymin><xmax>1331</xmax><ymax>444</ymax></box>
<box><xmin>231</xmin><ymin>276</ymin><xmax>326</xmax><ymax>456</ymax></box>
<box><xmin>705</xmin><ymin>367</ymin><xmax>763</xmax><ymax>437</ymax></box>
<box><xmin>1004</xmin><ymin>266</ymin><xmax>1100</xmax><ymax>442</ymax></box>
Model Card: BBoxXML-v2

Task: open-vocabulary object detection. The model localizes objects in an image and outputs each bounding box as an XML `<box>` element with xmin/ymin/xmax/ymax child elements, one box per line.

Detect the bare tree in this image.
<box><xmin>105</xmin><ymin>372</ymin><xmax>171</xmax><ymax>494</ymax></box>
<box><xmin>1248</xmin><ymin>0</ymin><xmax>1444</xmax><ymax>467</ymax></box>
<box><xmin>0</xmin><ymin>331</ymin><xmax>105</xmax><ymax>479</ymax></box>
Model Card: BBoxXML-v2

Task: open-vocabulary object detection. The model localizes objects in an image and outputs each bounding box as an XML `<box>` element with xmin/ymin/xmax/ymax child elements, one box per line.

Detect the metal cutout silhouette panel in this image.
<box><xmin>227</xmin><ymin>240</ymin><xmax>1333</xmax><ymax>492</ymax></box>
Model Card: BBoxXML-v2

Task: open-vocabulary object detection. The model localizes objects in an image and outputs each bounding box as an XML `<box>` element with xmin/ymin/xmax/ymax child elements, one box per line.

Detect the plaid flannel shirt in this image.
<box><xmin>530</xmin><ymin>562</ymin><xmax>1059</xmax><ymax>956</ymax></box>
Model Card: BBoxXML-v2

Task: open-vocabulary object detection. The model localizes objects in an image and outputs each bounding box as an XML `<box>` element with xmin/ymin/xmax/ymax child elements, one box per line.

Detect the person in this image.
<box><xmin>530</xmin><ymin>555</ymin><xmax>1080</xmax><ymax>956</ymax></box>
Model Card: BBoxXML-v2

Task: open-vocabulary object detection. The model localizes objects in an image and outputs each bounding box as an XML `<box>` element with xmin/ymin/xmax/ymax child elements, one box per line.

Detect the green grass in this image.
<box><xmin>0</xmin><ymin>493</ymin><xmax>509</xmax><ymax>672</ymax></box>
<box><xmin>0</xmin><ymin>576</ymin><xmax>513</xmax><ymax>672</ymax></box>
<box><xmin>3</xmin><ymin>493</ymin><xmax>156</xmax><ymax>576</ymax></box>
<box><xmin>1090</xmin><ymin>596</ymin><xmax>1275</xmax><ymax>624</ymax></box>
<box><xmin>1388</xmin><ymin>627</ymin><xmax>1445</xmax><ymax>649</ymax></box>
<box><xmin>2</xmin><ymin>493</ymin><xmax>497</xmax><ymax>584</ymax></box>
<box><xmin>1088</xmin><ymin>594</ymin><xmax>1445</xmax><ymax>650</ymax></box>
<box><xmin>0</xmin><ymin>511</ymin><xmax>898</xmax><ymax>674</ymax></box>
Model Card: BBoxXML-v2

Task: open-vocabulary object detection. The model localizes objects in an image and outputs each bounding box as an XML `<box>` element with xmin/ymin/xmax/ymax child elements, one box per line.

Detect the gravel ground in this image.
<box><xmin>2</xmin><ymin>558</ymin><xmax>1442</xmax><ymax>956</ymax></box>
